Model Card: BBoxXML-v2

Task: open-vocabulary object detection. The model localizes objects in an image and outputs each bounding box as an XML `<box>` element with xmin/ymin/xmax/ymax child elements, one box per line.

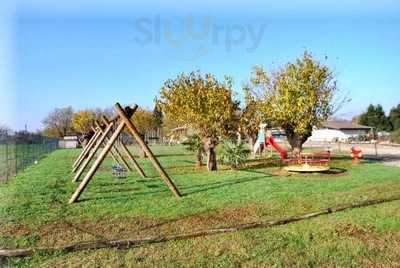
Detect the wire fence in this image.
<box><xmin>0</xmin><ymin>133</ymin><xmax>58</xmax><ymax>183</ymax></box>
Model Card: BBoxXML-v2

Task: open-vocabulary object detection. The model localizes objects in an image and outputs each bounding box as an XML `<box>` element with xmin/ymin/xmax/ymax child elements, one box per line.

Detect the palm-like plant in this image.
<box><xmin>219</xmin><ymin>139</ymin><xmax>251</xmax><ymax>169</ymax></box>
<box><xmin>182</xmin><ymin>134</ymin><xmax>205</xmax><ymax>167</ymax></box>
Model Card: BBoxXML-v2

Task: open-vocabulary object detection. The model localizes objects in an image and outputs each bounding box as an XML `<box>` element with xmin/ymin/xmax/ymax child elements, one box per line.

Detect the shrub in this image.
<box><xmin>357</xmin><ymin>134</ymin><xmax>368</xmax><ymax>142</ymax></box>
<box><xmin>218</xmin><ymin>139</ymin><xmax>251</xmax><ymax>169</ymax></box>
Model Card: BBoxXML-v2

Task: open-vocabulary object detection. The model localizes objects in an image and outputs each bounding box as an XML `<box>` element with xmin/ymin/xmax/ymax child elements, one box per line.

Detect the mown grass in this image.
<box><xmin>0</xmin><ymin>145</ymin><xmax>400</xmax><ymax>267</ymax></box>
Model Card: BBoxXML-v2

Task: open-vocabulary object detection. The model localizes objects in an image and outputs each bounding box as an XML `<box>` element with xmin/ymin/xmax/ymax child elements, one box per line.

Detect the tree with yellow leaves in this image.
<box><xmin>238</xmin><ymin>86</ymin><xmax>264</xmax><ymax>148</ymax></box>
<box><xmin>159</xmin><ymin>71</ymin><xmax>239</xmax><ymax>171</ymax></box>
<box><xmin>72</xmin><ymin>110</ymin><xmax>95</xmax><ymax>135</ymax></box>
<box><xmin>131</xmin><ymin>108</ymin><xmax>158</xmax><ymax>135</ymax></box>
<box><xmin>250</xmin><ymin>52</ymin><xmax>338</xmax><ymax>153</ymax></box>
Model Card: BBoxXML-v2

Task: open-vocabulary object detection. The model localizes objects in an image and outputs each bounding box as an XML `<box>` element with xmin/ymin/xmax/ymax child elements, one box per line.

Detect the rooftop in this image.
<box><xmin>323</xmin><ymin>120</ymin><xmax>372</xmax><ymax>130</ymax></box>
<box><xmin>63</xmin><ymin>136</ymin><xmax>78</xmax><ymax>140</ymax></box>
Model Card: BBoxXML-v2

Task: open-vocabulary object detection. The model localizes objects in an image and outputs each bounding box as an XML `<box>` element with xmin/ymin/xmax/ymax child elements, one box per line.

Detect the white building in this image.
<box><xmin>308</xmin><ymin>120</ymin><xmax>372</xmax><ymax>142</ymax></box>
<box><xmin>59</xmin><ymin>135</ymin><xmax>79</xmax><ymax>149</ymax></box>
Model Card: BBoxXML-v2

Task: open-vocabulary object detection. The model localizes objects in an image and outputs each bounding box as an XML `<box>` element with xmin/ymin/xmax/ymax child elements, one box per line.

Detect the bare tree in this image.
<box><xmin>92</xmin><ymin>107</ymin><xmax>115</xmax><ymax>120</ymax></box>
<box><xmin>42</xmin><ymin>107</ymin><xmax>74</xmax><ymax>138</ymax></box>
<box><xmin>0</xmin><ymin>124</ymin><xmax>11</xmax><ymax>137</ymax></box>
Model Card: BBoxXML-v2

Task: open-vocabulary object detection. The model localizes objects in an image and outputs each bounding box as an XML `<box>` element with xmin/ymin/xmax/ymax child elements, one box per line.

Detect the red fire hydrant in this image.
<box><xmin>351</xmin><ymin>147</ymin><xmax>362</xmax><ymax>160</ymax></box>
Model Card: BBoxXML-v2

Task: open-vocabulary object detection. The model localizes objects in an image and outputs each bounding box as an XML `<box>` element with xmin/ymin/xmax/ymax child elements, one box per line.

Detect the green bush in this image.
<box><xmin>218</xmin><ymin>139</ymin><xmax>251</xmax><ymax>169</ymax></box>
<box><xmin>357</xmin><ymin>134</ymin><xmax>368</xmax><ymax>142</ymax></box>
<box><xmin>391</xmin><ymin>129</ymin><xmax>400</xmax><ymax>144</ymax></box>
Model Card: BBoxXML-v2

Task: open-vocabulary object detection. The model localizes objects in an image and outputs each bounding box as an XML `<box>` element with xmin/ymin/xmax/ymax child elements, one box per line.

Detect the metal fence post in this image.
<box><xmin>6</xmin><ymin>142</ymin><xmax>9</xmax><ymax>181</ymax></box>
<box><xmin>15</xmin><ymin>142</ymin><xmax>18</xmax><ymax>175</ymax></box>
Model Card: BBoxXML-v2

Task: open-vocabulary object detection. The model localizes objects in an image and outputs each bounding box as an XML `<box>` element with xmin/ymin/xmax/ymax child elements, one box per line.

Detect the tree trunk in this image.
<box><xmin>204</xmin><ymin>137</ymin><xmax>217</xmax><ymax>171</ymax></box>
<box><xmin>247</xmin><ymin>133</ymin><xmax>258</xmax><ymax>157</ymax></box>
<box><xmin>285</xmin><ymin>127</ymin><xmax>312</xmax><ymax>154</ymax></box>
<box><xmin>237</xmin><ymin>132</ymin><xmax>242</xmax><ymax>144</ymax></box>
<box><xmin>286</xmin><ymin>134</ymin><xmax>303</xmax><ymax>155</ymax></box>
<box><xmin>207</xmin><ymin>147</ymin><xmax>217</xmax><ymax>171</ymax></box>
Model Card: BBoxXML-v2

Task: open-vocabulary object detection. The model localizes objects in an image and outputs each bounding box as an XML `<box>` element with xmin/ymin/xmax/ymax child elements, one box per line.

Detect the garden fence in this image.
<box><xmin>0</xmin><ymin>133</ymin><xmax>58</xmax><ymax>183</ymax></box>
<box><xmin>304</xmin><ymin>140</ymin><xmax>400</xmax><ymax>158</ymax></box>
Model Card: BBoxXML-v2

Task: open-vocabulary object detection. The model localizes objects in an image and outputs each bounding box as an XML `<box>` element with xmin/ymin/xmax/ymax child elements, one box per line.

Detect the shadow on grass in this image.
<box><xmin>241</xmin><ymin>168</ymin><xmax>276</xmax><ymax>175</ymax></box>
<box><xmin>181</xmin><ymin>175</ymin><xmax>271</xmax><ymax>196</ymax></box>
<box><xmin>91</xmin><ymin>187</ymin><xmax>142</xmax><ymax>194</ymax></box>
<box><xmin>94</xmin><ymin>178</ymin><xmax>158</xmax><ymax>187</ymax></box>
<box><xmin>156</xmin><ymin>153</ymin><xmax>190</xmax><ymax>158</ymax></box>
<box><xmin>362</xmin><ymin>154</ymin><xmax>400</xmax><ymax>164</ymax></box>
<box><xmin>323</xmin><ymin>167</ymin><xmax>347</xmax><ymax>175</ymax></box>
<box><xmin>78</xmin><ymin>174</ymin><xmax>272</xmax><ymax>202</ymax></box>
<box><xmin>78</xmin><ymin>188</ymin><xmax>171</xmax><ymax>203</ymax></box>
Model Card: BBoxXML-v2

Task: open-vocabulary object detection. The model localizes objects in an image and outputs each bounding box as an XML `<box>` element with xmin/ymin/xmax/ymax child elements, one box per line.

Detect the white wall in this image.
<box><xmin>341</xmin><ymin>129</ymin><xmax>369</xmax><ymax>137</ymax></box>
<box><xmin>59</xmin><ymin>140</ymin><xmax>78</xmax><ymax>149</ymax></box>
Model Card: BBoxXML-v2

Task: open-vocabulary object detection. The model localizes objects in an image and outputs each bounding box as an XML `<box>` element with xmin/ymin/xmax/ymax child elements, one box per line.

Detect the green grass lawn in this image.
<box><xmin>1</xmin><ymin>145</ymin><xmax>400</xmax><ymax>267</ymax></box>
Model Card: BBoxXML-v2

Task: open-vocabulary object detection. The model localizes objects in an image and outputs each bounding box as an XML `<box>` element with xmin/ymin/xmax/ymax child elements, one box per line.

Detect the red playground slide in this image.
<box><xmin>266</xmin><ymin>136</ymin><xmax>288</xmax><ymax>160</ymax></box>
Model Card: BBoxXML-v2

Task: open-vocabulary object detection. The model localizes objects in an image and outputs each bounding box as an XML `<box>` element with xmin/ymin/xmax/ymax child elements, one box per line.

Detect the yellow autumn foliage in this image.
<box><xmin>249</xmin><ymin>52</ymin><xmax>337</xmax><ymax>150</ymax></box>
<box><xmin>159</xmin><ymin>72</ymin><xmax>238</xmax><ymax>140</ymax></box>
<box><xmin>72</xmin><ymin>110</ymin><xmax>95</xmax><ymax>135</ymax></box>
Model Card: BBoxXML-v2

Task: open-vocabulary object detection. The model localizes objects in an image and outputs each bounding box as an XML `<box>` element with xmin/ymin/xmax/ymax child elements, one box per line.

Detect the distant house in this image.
<box><xmin>322</xmin><ymin>120</ymin><xmax>372</xmax><ymax>137</ymax></box>
<box><xmin>59</xmin><ymin>135</ymin><xmax>79</xmax><ymax>149</ymax></box>
<box><xmin>167</xmin><ymin>127</ymin><xmax>189</xmax><ymax>145</ymax></box>
<box><xmin>308</xmin><ymin>120</ymin><xmax>372</xmax><ymax>142</ymax></box>
<box><xmin>267</xmin><ymin>127</ymin><xmax>287</xmax><ymax>142</ymax></box>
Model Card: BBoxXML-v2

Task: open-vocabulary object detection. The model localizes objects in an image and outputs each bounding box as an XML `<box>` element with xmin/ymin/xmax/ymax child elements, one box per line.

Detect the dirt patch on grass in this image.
<box><xmin>270</xmin><ymin>168</ymin><xmax>347</xmax><ymax>178</ymax></box>
<box><xmin>168</xmin><ymin>165</ymin><xmax>209</xmax><ymax>175</ymax></box>
<box><xmin>0</xmin><ymin>223</ymin><xmax>31</xmax><ymax>237</ymax></box>
<box><xmin>3</xmin><ymin>203</ymin><xmax>270</xmax><ymax>248</ymax></box>
<box><xmin>36</xmin><ymin>219</ymin><xmax>102</xmax><ymax>247</ymax></box>
<box><xmin>162</xmin><ymin>204</ymin><xmax>265</xmax><ymax>233</ymax></box>
<box><xmin>335</xmin><ymin>224</ymin><xmax>371</xmax><ymax>239</ymax></box>
<box><xmin>335</xmin><ymin>223</ymin><xmax>400</xmax><ymax>265</ymax></box>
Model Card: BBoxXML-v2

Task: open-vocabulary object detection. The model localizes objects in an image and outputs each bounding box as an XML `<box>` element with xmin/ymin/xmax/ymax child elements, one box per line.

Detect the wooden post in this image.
<box><xmin>73</xmin><ymin>130</ymin><xmax>100</xmax><ymax>169</ymax></box>
<box><xmin>77</xmin><ymin>126</ymin><xmax>111</xmax><ymax>168</ymax></box>
<box><xmin>119</xmin><ymin>141</ymin><xmax>146</xmax><ymax>178</ymax></box>
<box><xmin>75</xmin><ymin>127</ymin><xmax>107</xmax><ymax>169</ymax></box>
<box><xmin>108</xmin><ymin>145</ymin><xmax>125</xmax><ymax>167</ymax></box>
<box><xmin>69</xmin><ymin>121</ymin><xmax>126</xmax><ymax>203</ymax></box>
<box><xmin>95</xmin><ymin>121</ymin><xmax>132</xmax><ymax>172</ymax></box>
<box><xmin>115</xmin><ymin>103</ymin><xmax>181</xmax><ymax>198</ymax></box>
<box><xmin>72</xmin><ymin>122</ymin><xmax>115</xmax><ymax>181</ymax></box>
<box><xmin>90</xmin><ymin>126</ymin><xmax>123</xmax><ymax>167</ymax></box>
<box><xmin>101</xmin><ymin>116</ymin><xmax>146</xmax><ymax>178</ymax></box>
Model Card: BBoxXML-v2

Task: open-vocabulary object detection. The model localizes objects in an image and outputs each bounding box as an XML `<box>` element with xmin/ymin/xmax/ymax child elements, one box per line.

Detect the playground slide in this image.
<box><xmin>266</xmin><ymin>136</ymin><xmax>288</xmax><ymax>160</ymax></box>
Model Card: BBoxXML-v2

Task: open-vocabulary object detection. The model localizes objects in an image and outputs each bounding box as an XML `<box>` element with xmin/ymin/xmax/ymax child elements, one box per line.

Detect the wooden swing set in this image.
<box><xmin>69</xmin><ymin>102</ymin><xmax>182</xmax><ymax>204</ymax></box>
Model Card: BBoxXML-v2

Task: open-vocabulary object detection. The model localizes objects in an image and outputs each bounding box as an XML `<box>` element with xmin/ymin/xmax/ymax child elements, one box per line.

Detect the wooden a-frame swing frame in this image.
<box><xmin>72</xmin><ymin>118</ymin><xmax>136</xmax><ymax>182</ymax></box>
<box><xmin>69</xmin><ymin>103</ymin><xmax>182</xmax><ymax>204</ymax></box>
